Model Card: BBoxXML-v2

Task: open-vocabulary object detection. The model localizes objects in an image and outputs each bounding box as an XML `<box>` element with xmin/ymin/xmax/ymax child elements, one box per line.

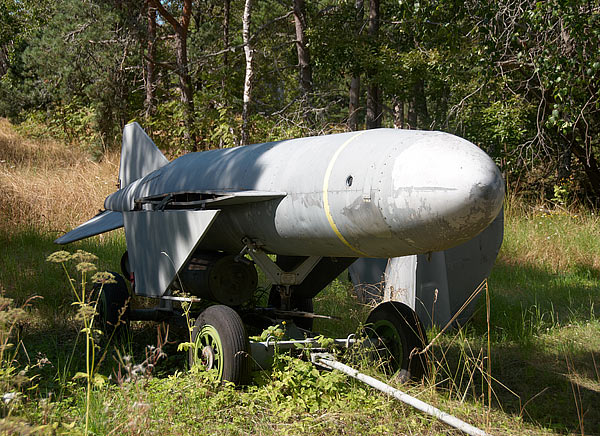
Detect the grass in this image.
<box><xmin>1</xmin><ymin>118</ymin><xmax>599</xmax><ymax>435</ymax></box>
<box><xmin>0</xmin><ymin>117</ymin><xmax>118</xmax><ymax>234</ymax></box>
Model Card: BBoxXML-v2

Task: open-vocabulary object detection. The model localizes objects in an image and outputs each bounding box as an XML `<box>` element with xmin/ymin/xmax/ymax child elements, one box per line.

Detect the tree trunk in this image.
<box><xmin>557</xmin><ymin>134</ymin><xmax>572</xmax><ymax>182</ymax></box>
<box><xmin>148</xmin><ymin>0</ymin><xmax>196</xmax><ymax>149</ymax></box>
<box><xmin>413</xmin><ymin>78</ymin><xmax>429</xmax><ymax>129</ymax></box>
<box><xmin>348</xmin><ymin>0</ymin><xmax>363</xmax><ymax>131</ymax></box>
<box><xmin>241</xmin><ymin>0</ymin><xmax>254</xmax><ymax>146</ymax></box>
<box><xmin>293</xmin><ymin>0</ymin><xmax>312</xmax><ymax>102</ymax></box>
<box><xmin>366</xmin><ymin>85</ymin><xmax>382</xmax><ymax>129</ymax></box>
<box><xmin>365</xmin><ymin>0</ymin><xmax>381</xmax><ymax>129</ymax></box>
<box><xmin>144</xmin><ymin>1</ymin><xmax>157</xmax><ymax>119</ymax></box>
<box><xmin>178</xmin><ymin>0</ymin><xmax>195</xmax><ymax>148</ymax></box>
<box><xmin>176</xmin><ymin>32</ymin><xmax>195</xmax><ymax>146</ymax></box>
<box><xmin>408</xmin><ymin>99</ymin><xmax>417</xmax><ymax>129</ymax></box>
<box><xmin>571</xmin><ymin>141</ymin><xmax>600</xmax><ymax>201</ymax></box>
<box><xmin>222</xmin><ymin>0</ymin><xmax>230</xmax><ymax>90</ymax></box>
<box><xmin>0</xmin><ymin>45</ymin><xmax>9</xmax><ymax>78</ymax></box>
<box><xmin>348</xmin><ymin>76</ymin><xmax>361</xmax><ymax>131</ymax></box>
<box><xmin>393</xmin><ymin>97</ymin><xmax>404</xmax><ymax>129</ymax></box>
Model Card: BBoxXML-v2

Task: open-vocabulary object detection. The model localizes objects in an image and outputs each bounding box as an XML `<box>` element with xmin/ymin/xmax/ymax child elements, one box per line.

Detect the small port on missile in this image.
<box><xmin>346</xmin><ymin>175</ymin><xmax>353</xmax><ymax>187</ymax></box>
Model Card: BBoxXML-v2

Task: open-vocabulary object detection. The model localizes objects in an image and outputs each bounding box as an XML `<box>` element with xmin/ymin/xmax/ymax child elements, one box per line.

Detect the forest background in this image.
<box><xmin>1</xmin><ymin>1</ymin><xmax>600</xmax><ymax>434</ymax></box>
<box><xmin>1</xmin><ymin>0</ymin><xmax>599</xmax><ymax>207</ymax></box>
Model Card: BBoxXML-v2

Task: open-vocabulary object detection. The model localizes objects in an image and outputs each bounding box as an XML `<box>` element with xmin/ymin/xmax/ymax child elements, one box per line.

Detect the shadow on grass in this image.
<box><xmin>0</xmin><ymin>227</ymin><xmax>125</xmax><ymax>317</ymax></box>
<box><xmin>0</xmin><ymin>227</ymin><xmax>180</xmax><ymax>393</ymax></box>
<box><xmin>431</xmin><ymin>338</ymin><xmax>600</xmax><ymax>435</ymax></box>
<box><xmin>431</xmin><ymin>257</ymin><xmax>600</xmax><ymax>434</ymax></box>
<box><xmin>21</xmin><ymin>319</ymin><xmax>187</xmax><ymax>396</ymax></box>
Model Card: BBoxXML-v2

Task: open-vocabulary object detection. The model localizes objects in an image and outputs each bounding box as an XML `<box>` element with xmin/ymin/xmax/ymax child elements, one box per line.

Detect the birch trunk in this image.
<box><xmin>144</xmin><ymin>1</ymin><xmax>157</xmax><ymax>119</ymax></box>
<box><xmin>241</xmin><ymin>0</ymin><xmax>254</xmax><ymax>146</ymax></box>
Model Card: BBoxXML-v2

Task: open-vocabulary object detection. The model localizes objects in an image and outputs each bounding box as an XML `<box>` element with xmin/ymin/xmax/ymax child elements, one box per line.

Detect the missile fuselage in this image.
<box><xmin>105</xmin><ymin>129</ymin><xmax>504</xmax><ymax>258</ymax></box>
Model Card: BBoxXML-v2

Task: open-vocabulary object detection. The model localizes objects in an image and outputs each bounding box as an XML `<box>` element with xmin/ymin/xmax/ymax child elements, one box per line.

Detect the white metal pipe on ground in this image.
<box><xmin>318</xmin><ymin>358</ymin><xmax>490</xmax><ymax>436</ymax></box>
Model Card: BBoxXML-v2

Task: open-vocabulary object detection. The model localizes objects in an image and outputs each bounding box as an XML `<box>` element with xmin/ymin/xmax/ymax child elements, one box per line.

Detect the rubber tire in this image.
<box><xmin>365</xmin><ymin>302</ymin><xmax>427</xmax><ymax>380</ymax></box>
<box><xmin>120</xmin><ymin>251</ymin><xmax>131</xmax><ymax>281</ymax></box>
<box><xmin>268</xmin><ymin>289</ymin><xmax>314</xmax><ymax>331</ymax></box>
<box><xmin>189</xmin><ymin>305</ymin><xmax>249</xmax><ymax>385</ymax></box>
<box><xmin>94</xmin><ymin>272</ymin><xmax>130</xmax><ymax>342</ymax></box>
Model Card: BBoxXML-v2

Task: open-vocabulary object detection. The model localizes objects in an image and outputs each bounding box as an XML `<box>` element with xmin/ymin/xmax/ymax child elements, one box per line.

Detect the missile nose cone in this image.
<box><xmin>469</xmin><ymin>163</ymin><xmax>504</xmax><ymax>207</ymax></box>
<box><xmin>387</xmin><ymin>133</ymin><xmax>504</xmax><ymax>252</ymax></box>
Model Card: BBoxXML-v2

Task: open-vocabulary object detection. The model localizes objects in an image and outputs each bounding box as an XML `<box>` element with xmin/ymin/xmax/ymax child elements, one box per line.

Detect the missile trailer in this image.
<box><xmin>56</xmin><ymin>123</ymin><xmax>504</xmax><ymax>384</ymax></box>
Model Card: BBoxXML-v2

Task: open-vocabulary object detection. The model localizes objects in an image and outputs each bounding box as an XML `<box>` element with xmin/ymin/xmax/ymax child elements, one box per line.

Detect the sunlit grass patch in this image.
<box><xmin>0</xmin><ymin>118</ymin><xmax>599</xmax><ymax>435</ymax></box>
<box><xmin>0</xmin><ymin>118</ymin><xmax>118</xmax><ymax>234</ymax></box>
<box><xmin>500</xmin><ymin>206</ymin><xmax>600</xmax><ymax>274</ymax></box>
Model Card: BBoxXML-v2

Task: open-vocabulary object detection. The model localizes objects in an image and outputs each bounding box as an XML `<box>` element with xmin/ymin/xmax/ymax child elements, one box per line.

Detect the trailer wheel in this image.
<box><xmin>94</xmin><ymin>272</ymin><xmax>130</xmax><ymax>342</ymax></box>
<box><xmin>189</xmin><ymin>305</ymin><xmax>249</xmax><ymax>384</ymax></box>
<box><xmin>120</xmin><ymin>251</ymin><xmax>131</xmax><ymax>281</ymax></box>
<box><xmin>365</xmin><ymin>302</ymin><xmax>427</xmax><ymax>380</ymax></box>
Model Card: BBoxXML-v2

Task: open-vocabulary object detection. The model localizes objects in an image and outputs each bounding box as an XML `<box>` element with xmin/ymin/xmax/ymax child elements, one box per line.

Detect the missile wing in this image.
<box><xmin>54</xmin><ymin>210</ymin><xmax>123</xmax><ymax>245</ymax></box>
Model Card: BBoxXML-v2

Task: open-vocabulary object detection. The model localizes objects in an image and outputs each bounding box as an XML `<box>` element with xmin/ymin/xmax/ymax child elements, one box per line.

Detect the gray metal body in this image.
<box><xmin>349</xmin><ymin>209</ymin><xmax>504</xmax><ymax>329</ymax></box>
<box><xmin>56</xmin><ymin>123</ymin><xmax>504</xmax><ymax>300</ymax></box>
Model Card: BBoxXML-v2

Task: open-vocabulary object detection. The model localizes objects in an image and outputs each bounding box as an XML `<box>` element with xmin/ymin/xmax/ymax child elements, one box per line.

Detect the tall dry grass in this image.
<box><xmin>0</xmin><ymin>118</ymin><xmax>118</xmax><ymax>236</ymax></box>
<box><xmin>501</xmin><ymin>200</ymin><xmax>600</xmax><ymax>274</ymax></box>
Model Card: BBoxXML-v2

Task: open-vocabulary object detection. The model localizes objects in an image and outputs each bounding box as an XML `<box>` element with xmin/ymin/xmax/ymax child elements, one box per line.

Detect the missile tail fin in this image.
<box><xmin>119</xmin><ymin>122</ymin><xmax>168</xmax><ymax>188</ymax></box>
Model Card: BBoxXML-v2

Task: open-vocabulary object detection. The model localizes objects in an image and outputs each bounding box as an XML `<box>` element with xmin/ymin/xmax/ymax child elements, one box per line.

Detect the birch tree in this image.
<box><xmin>241</xmin><ymin>0</ymin><xmax>254</xmax><ymax>145</ymax></box>
<box><xmin>144</xmin><ymin>0</ymin><xmax>157</xmax><ymax>120</ymax></box>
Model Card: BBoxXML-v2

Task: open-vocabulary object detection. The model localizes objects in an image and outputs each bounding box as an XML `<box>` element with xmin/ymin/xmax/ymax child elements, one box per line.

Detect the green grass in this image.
<box><xmin>313</xmin><ymin>277</ymin><xmax>371</xmax><ymax>338</ymax></box>
<box><xmin>0</xmin><ymin>228</ymin><xmax>125</xmax><ymax>317</ymax></box>
<box><xmin>440</xmin><ymin>208</ymin><xmax>600</xmax><ymax>435</ymax></box>
<box><xmin>0</xmin><ymin>207</ymin><xmax>599</xmax><ymax>435</ymax></box>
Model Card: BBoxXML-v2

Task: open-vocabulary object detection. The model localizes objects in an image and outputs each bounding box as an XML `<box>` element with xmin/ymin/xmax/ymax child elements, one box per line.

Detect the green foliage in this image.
<box><xmin>1</xmin><ymin>0</ymin><xmax>600</xmax><ymax>202</ymax></box>
<box><xmin>16</xmin><ymin>104</ymin><xmax>102</xmax><ymax>153</ymax></box>
<box><xmin>250</xmin><ymin>323</ymin><xmax>285</xmax><ymax>342</ymax></box>
<box><xmin>0</xmin><ymin>294</ymin><xmax>40</xmax><ymax>419</ymax></box>
<box><xmin>0</xmin><ymin>0</ymin><xmax>51</xmax><ymax>63</ymax></box>
<box><xmin>2</xmin><ymin>0</ymin><xmax>143</xmax><ymax>150</ymax></box>
<box><xmin>256</xmin><ymin>353</ymin><xmax>350</xmax><ymax>415</ymax></box>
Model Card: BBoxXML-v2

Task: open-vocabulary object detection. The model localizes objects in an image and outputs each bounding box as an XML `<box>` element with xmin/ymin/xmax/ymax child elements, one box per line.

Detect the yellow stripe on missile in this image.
<box><xmin>323</xmin><ymin>131</ymin><xmax>369</xmax><ymax>257</ymax></box>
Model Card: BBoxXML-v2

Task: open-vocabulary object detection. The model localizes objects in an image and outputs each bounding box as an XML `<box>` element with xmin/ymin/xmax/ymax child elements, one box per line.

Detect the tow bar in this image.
<box><xmin>312</xmin><ymin>353</ymin><xmax>490</xmax><ymax>436</ymax></box>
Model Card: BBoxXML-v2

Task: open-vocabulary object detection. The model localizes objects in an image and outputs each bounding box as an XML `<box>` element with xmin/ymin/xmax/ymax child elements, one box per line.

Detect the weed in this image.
<box><xmin>112</xmin><ymin>325</ymin><xmax>169</xmax><ymax>385</ymax></box>
<box><xmin>174</xmin><ymin>293</ymin><xmax>197</xmax><ymax>365</ymax></box>
<box><xmin>0</xmin><ymin>292</ymin><xmax>41</xmax><ymax>420</ymax></box>
<box><xmin>47</xmin><ymin>249</ymin><xmax>115</xmax><ymax>434</ymax></box>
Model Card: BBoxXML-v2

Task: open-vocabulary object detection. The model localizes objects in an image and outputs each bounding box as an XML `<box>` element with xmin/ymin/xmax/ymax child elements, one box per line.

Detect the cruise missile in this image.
<box><xmin>55</xmin><ymin>123</ymin><xmax>504</xmax><ymax>383</ymax></box>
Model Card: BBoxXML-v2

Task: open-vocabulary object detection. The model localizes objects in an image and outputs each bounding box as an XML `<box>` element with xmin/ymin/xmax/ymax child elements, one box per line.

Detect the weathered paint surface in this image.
<box><xmin>349</xmin><ymin>208</ymin><xmax>504</xmax><ymax>329</ymax></box>
<box><xmin>101</xmin><ymin>127</ymin><xmax>503</xmax><ymax>258</ymax></box>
